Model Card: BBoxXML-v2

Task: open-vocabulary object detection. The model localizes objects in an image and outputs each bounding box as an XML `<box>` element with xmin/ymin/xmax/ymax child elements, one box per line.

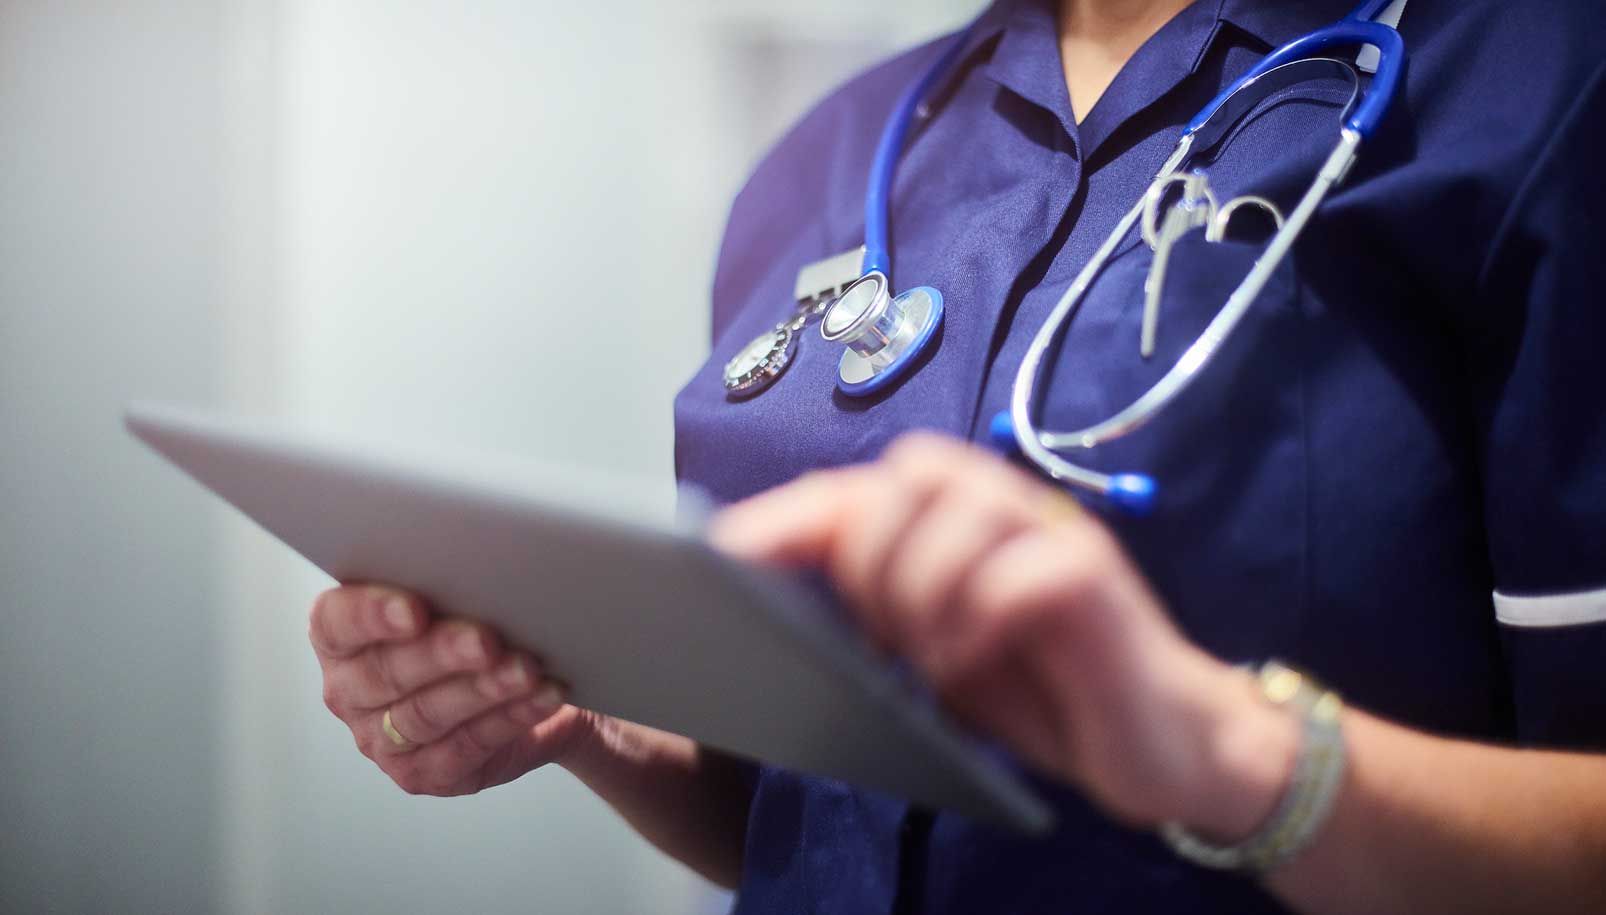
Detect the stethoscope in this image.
<box><xmin>721</xmin><ymin>20</ymin><xmax>977</xmax><ymax>400</ymax></box>
<box><xmin>723</xmin><ymin>0</ymin><xmax>1405</xmax><ymax>516</ymax></box>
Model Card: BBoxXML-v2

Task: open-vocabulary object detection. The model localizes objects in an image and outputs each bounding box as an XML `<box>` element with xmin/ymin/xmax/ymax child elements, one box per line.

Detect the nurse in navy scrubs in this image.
<box><xmin>305</xmin><ymin>1</ymin><xmax>1606</xmax><ymax>911</ymax></box>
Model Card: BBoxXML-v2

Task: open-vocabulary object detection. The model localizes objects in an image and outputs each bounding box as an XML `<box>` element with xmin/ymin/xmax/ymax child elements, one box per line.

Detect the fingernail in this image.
<box><xmin>384</xmin><ymin>598</ymin><xmax>413</xmax><ymax>632</ymax></box>
<box><xmin>531</xmin><ymin>680</ymin><xmax>567</xmax><ymax>712</ymax></box>
<box><xmin>498</xmin><ymin>657</ymin><xmax>531</xmax><ymax>691</ymax></box>
<box><xmin>456</xmin><ymin>628</ymin><xmax>486</xmax><ymax>663</ymax></box>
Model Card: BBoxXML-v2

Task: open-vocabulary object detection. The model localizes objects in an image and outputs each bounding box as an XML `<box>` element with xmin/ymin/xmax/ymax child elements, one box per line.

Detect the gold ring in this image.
<box><xmin>1035</xmin><ymin>491</ymin><xmax>1085</xmax><ymax>526</ymax></box>
<box><xmin>381</xmin><ymin>709</ymin><xmax>412</xmax><ymax>749</ymax></box>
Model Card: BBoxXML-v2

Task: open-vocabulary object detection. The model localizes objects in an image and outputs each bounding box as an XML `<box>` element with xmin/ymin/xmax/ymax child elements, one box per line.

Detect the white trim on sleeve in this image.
<box><xmin>1493</xmin><ymin>587</ymin><xmax>1606</xmax><ymax>628</ymax></box>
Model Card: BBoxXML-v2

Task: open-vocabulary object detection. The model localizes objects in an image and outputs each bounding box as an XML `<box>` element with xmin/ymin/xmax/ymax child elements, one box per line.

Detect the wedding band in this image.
<box><xmin>1036</xmin><ymin>491</ymin><xmax>1085</xmax><ymax>525</ymax></box>
<box><xmin>381</xmin><ymin>709</ymin><xmax>412</xmax><ymax>749</ymax></box>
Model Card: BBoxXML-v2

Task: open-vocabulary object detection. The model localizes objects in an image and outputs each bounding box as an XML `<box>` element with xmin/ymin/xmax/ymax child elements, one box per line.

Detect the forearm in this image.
<box><xmin>559</xmin><ymin>714</ymin><xmax>752</xmax><ymax>888</ymax></box>
<box><xmin>1189</xmin><ymin>674</ymin><xmax>1606</xmax><ymax>915</ymax></box>
<box><xmin>1258</xmin><ymin>711</ymin><xmax>1606</xmax><ymax>914</ymax></box>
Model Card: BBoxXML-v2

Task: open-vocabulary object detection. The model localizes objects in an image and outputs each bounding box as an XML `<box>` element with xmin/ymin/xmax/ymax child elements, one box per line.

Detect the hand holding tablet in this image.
<box><xmin>307</xmin><ymin>582</ymin><xmax>588</xmax><ymax>796</ymax></box>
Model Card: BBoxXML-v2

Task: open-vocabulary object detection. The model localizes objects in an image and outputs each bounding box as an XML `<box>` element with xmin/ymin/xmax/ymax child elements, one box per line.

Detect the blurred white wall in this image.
<box><xmin>1</xmin><ymin>3</ymin><xmax>226</xmax><ymax>912</ymax></box>
<box><xmin>2</xmin><ymin>1</ymin><xmax>974</xmax><ymax>912</ymax></box>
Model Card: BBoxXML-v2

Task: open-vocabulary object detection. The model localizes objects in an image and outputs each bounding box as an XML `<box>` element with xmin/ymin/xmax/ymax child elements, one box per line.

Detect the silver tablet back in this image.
<box><xmin>126</xmin><ymin>402</ymin><xmax>1053</xmax><ymax>833</ymax></box>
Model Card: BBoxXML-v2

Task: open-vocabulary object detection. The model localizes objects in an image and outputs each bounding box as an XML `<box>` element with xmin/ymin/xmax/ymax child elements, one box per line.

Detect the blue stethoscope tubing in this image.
<box><xmin>990</xmin><ymin>0</ymin><xmax>1406</xmax><ymax>515</ymax></box>
<box><xmin>863</xmin><ymin>0</ymin><xmax>1400</xmax><ymax>282</ymax></box>
<box><xmin>828</xmin><ymin>22</ymin><xmax>982</xmax><ymax>398</ymax></box>
<box><xmin>1205</xmin><ymin>0</ymin><xmax>1405</xmax><ymax>141</ymax></box>
<box><xmin>862</xmin><ymin>21</ymin><xmax>982</xmax><ymax>280</ymax></box>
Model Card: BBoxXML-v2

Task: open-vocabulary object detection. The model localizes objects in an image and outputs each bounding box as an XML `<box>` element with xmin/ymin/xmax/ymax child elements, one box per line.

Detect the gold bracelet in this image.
<box><xmin>1160</xmin><ymin>660</ymin><xmax>1346</xmax><ymax>873</ymax></box>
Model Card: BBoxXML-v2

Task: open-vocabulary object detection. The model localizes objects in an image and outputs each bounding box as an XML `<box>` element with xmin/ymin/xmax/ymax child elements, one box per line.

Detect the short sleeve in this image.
<box><xmin>1472</xmin><ymin>61</ymin><xmax>1606</xmax><ymax>749</ymax></box>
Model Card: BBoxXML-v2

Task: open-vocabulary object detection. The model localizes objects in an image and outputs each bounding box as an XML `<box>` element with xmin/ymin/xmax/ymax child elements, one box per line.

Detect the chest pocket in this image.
<box><xmin>1036</xmin><ymin>230</ymin><xmax>1311</xmax><ymax>661</ymax></box>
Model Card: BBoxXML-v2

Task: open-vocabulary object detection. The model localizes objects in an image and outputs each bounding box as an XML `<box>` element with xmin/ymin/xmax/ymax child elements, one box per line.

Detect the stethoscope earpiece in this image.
<box><xmin>988</xmin><ymin>410</ymin><xmax>1019</xmax><ymax>453</ymax></box>
<box><xmin>987</xmin><ymin>411</ymin><xmax>1158</xmax><ymax>516</ymax></box>
<box><xmin>1104</xmin><ymin>473</ymin><xmax>1158</xmax><ymax>516</ymax></box>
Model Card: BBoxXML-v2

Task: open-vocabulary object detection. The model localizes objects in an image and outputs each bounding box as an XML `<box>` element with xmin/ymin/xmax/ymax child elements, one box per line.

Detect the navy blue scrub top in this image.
<box><xmin>673</xmin><ymin>1</ymin><xmax>1606</xmax><ymax>912</ymax></box>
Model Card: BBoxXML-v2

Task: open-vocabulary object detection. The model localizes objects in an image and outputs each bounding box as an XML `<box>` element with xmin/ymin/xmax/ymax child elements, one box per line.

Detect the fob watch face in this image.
<box><xmin>723</xmin><ymin>325</ymin><xmax>796</xmax><ymax>397</ymax></box>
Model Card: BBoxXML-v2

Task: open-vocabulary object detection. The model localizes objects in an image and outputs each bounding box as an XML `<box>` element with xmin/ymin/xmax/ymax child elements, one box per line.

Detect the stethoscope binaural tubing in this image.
<box><xmin>995</xmin><ymin>4</ymin><xmax>1404</xmax><ymax>516</ymax></box>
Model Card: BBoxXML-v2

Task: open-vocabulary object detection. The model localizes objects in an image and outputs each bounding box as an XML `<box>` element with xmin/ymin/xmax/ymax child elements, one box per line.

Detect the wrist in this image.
<box><xmin>1176</xmin><ymin>664</ymin><xmax>1303</xmax><ymax>843</ymax></box>
<box><xmin>555</xmin><ymin>713</ymin><xmax>686</xmax><ymax>786</ymax></box>
<box><xmin>552</xmin><ymin>708</ymin><xmax>614</xmax><ymax>778</ymax></box>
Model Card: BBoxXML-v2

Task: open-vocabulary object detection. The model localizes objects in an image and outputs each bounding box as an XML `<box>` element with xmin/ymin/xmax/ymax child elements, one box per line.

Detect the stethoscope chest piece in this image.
<box><xmin>822</xmin><ymin>271</ymin><xmax>944</xmax><ymax>397</ymax></box>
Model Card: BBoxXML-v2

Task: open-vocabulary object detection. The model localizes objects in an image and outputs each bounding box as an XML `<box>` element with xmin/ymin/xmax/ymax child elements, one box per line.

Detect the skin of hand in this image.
<box><xmin>708</xmin><ymin>432</ymin><xmax>1296</xmax><ymax>838</ymax></box>
<box><xmin>309</xmin><ymin>585</ymin><xmax>755</xmax><ymax>887</ymax></box>
<box><xmin>307</xmin><ymin>434</ymin><xmax>1606</xmax><ymax>908</ymax></box>
<box><xmin>709</xmin><ymin>432</ymin><xmax>1606</xmax><ymax>914</ymax></box>
<box><xmin>309</xmin><ymin>584</ymin><xmax>593</xmax><ymax>796</ymax></box>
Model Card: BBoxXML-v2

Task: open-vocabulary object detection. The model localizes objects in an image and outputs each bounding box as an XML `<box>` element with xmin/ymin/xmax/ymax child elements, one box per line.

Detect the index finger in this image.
<box><xmin>309</xmin><ymin>584</ymin><xmax>427</xmax><ymax>659</ymax></box>
<box><xmin>707</xmin><ymin>468</ymin><xmax>868</xmax><ymax>568</ymax></box>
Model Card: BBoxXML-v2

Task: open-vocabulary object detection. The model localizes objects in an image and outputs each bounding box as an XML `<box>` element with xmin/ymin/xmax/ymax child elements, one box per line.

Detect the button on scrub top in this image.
<box><xmin>672</xmin><ymin>1</ymin><xmax>1606</xmax><ymax>912</ymax></box>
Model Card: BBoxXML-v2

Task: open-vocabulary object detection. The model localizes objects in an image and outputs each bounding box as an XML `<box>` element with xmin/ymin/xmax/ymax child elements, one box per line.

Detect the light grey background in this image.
<box><xmin>0</xmin><ymin>1</ymin><xmax>974</xmax><ymax>913</ymax></box>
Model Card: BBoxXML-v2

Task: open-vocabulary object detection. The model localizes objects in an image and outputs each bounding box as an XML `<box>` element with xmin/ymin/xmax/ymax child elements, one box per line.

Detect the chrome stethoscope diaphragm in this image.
<box><xmin>720</xmin><ymin>268</ymin><xmax>947</xmax><ymax>399</ymax></box>
<box><xmin>821</xmin><ymin>272</ymin><xmax>945</xmax><ymax>397</ymax></box>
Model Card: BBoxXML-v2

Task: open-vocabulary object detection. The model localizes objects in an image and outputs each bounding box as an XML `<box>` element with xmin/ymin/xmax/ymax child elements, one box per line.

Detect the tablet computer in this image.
<box><xmin>125</xmin><ymin>403</ymin><xmax>1054</xmax><ymax>833</ymax></box>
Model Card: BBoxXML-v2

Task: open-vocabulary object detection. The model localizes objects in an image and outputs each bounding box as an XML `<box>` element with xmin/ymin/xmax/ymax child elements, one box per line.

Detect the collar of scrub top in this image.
<box><xmin>996</xmin><ymin>0</ymin><xmax>1407</xmax><ymax>516</ymax></box>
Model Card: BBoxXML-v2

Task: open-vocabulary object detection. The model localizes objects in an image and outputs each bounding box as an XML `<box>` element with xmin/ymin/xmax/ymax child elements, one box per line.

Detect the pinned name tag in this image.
<box><xmin>794</xmin><ymin>247</ymin><xmax>866</xmax><ymax>305</ymax></box>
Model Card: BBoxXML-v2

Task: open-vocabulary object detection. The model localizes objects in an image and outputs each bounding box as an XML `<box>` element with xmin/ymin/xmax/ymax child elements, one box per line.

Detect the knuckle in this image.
<box><xmin>425</xmin><ymin>775</ymin><xmax>463</xmax><ymax>797</ymax></box>
<box><xmin>884</xmin><ymin>431</ymin><xmax>941</xmax><ymax>466</ymax></box>
<box><xmin>1054</xmin><ymin>557</ymin><xmax>1103</xmax><ymax>605</ymax></box>
<box><xmin>887</xmin><ymin>437</ymin><xmax>972</xmax><ymax>492</ymax></box>
<box><xmin>310</xmin><ymin>588</ymin><xmax>335</xmax><ymax>620</ymax></box>
<box><xmin>1021</xmin><ymin>591</ymin><xmax>1071</xmax><ymax>637</ymax></box>
<box><xmin>429</xmin><ymin>622</ymin><xmax>457</xmax><ymax>658</ymax></box>
<box><xmin>402</xmin><ymin>694</ymin><xmax>441</xmax><ymax>738</ymax></box>
<box><xmin>431</xmin><ymin>621</ymin><xmax>473</xmax><ymax>667</ymax></box>
<box><xmin>446</xmin><ymin>724</ymin><xmax>487</xmax><ymax>760</ymax></box>
<box><xmin>949</xmin><ymin>469</ymin><xmax>1003</xmax><ymax>513</ymax></box>
<box><xmin>307</xmin><ymin>597</ymin><xmax>330</xmax><ymax>646</ymax></box>
<box><xmin>920</xmin><ymin>634</ymin><xmax>966</xmax><ymax>687</ymax></box>
<box><xmin>384</xmin><ymin>757</ymin><xmax>434</xmax><ymax>796</ymax></box>
<box><xmin>354</xmin><ymin>730</ymin><xmax>379</xmax><ymax>762</ymax></box>
<box><xmin>892</xmin><ymin>576</ymin><xmax>938</xmax><ymax>622</ymax></box>
<box><xmin>888</xmin><ymin>430</ymin><xmax>961</xmax><ymax>465</ymax></box>
<box><xmin>390</xmin><ymin>766</ymin><xmax>430</xmax><ymax>796</ymax></box>
<box><xmin>363</xmin><ymin>589</ymin><xmax>388</xmax><ymax>630</ymax></box>
<box><xmin>883</xmin><ymin>603</ymin><xmax>926</xmax><ymax>649</ymax></box>
<box><xmin>977</xmin><ymin>607</ymin><xmax>1032</xmax><ymax>664</ymax></box>
<box><xmin>794</xmin><ymin>468</ymin><xmax>838</xmax><ymax>491</ymax></box>
<box><xmin>1064</xmin><ymin>533</ymin><xmax>1120</xmax><ymax>587</ymax></box>
<box><xmin>321</xmin><ymin>682</ymin><xmax>346</xmax><ymax>718</ymax></box>
<box><xmin>401</xmin><ymin>757</ymin><xmax>454</xmax><ymax>796</ymax></box>
<box><xmin>371</xmin><ymin>646</ymin><xmax>403</xmax><ymax>696</ymax></box>
<box><xmin>930</xmin><ymin>631</ymin><xmax>992</xmax><ymax>691</ymax></box>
